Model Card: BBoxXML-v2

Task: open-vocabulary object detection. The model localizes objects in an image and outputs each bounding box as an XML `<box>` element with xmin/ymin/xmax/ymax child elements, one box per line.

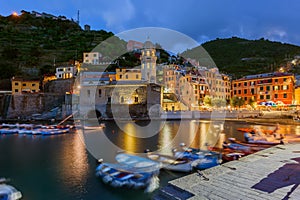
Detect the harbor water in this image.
<box><xmin>0</xmin><ymin>120</ymin><xmax>299</xmax><ymax>200</ymax></box>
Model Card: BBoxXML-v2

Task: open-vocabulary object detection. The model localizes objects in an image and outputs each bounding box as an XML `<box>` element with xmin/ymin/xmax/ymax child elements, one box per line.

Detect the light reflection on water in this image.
<box><xmin>1</xmin><ymin>120</ymin><xmax>299</xmax><ymax>200</ymax></box>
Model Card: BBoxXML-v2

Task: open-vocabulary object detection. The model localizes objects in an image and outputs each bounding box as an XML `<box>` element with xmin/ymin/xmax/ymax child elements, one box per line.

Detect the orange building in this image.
<box><xmin>232</xmin><ymin>72</ymin><xmax>295</xmax><ymax>105</ymax></box>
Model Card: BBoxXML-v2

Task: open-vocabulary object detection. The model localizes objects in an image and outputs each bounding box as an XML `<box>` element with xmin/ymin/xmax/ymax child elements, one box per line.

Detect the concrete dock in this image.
<box><xmin>155</xmin><ymin>143</ymin><xmax>300</xmax><ymax>200</ymax></box>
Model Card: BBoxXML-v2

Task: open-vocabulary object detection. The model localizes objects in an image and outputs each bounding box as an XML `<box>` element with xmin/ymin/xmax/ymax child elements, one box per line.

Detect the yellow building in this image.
<box><xmin>116</xmin><ymin>67</ymin><xmax>141</xmax><ymax>81</ymax></box>
<box><xmin>12</xmin><ymin>77</ymin><xmax>40</xmax><ymax>95</ymax></box>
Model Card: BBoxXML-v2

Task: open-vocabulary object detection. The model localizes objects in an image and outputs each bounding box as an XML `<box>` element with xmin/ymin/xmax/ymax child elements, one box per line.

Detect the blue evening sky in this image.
<box><xmin>1</xmin><ymin>0</ymin><xmax>300</xmax><ymax>46</ymax></box>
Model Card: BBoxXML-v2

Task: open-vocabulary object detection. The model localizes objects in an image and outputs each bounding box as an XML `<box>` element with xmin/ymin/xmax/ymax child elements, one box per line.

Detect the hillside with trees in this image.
<box><xmin>181</xmin><ymin>37</ymin><xmax>300</xmax><ymax>78</ymax></box>
<box><xmin>0</xmin><ymin>11</ymin><xmax>115</xmax><ymax>81</ymax></box>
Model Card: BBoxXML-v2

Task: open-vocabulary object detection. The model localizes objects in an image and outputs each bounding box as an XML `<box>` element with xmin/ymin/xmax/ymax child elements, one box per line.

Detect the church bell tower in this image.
<box><xmin>140</xmin><ymin>39</ymin><xmax>157</xmax><ymax>83</ymax></box>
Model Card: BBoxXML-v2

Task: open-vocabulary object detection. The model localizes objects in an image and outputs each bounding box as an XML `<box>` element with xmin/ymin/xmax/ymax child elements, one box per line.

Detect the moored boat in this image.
<box><xmin>228</xmin><ymin>137</ymin><xmax>281</xmax><ymax>147</ymax></box>
<box><xmin>115</xmin><ymin>153</ymin><xmax>161</xmax><ymax>175</ymax></box>
<box><xmin>95</xmin><ymin>163</ymin><xmax>157</xmax><ymax>190</ymax></box>
<box><xmin>0</xmin><ymin>178</ymin><xmax>22</xmax><ymax>200</ymax></box>
<box><xmin>173</xmin><ymin>143</ymin><xmax>222</xmax><ymax>170</ymax></box>
<box><xmin>146</xmin><ymin>153</ymin><xmax>193</xmax><ymax>172</ymax></box>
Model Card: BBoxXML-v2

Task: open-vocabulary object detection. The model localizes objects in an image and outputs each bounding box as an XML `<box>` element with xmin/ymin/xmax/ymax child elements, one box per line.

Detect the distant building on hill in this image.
<box><xmin>84</xmin><ymin>25</ymin><xmax>90</xmax><ymax>31</ymax></box>
<box><xmin>55</xmin><ymin>66</ymin><xmax>76</xmax><ymax>79</ymax></box>
<box><xmin>83</xmin><ymin>52</ymin><xmax>103</xmax><ymax>65</ymax></box>
<box><xmin>127</xmin><ymin>40</ymin><xmax>144</xmax><ymax>51</ymax></box>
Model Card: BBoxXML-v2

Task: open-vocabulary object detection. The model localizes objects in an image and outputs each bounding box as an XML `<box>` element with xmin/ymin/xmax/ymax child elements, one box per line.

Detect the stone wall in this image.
<box><xmin>44</xmin><ymin>78</ymin><xmax>74</xmax><ymax>94</ymax></box>
<box><xmin>7</xmin><ymin>93</ymin><xmax>64</xmax><ymax>119</ymax></box>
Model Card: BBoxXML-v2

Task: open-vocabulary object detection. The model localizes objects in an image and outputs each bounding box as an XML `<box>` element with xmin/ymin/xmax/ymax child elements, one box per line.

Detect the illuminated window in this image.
<box><xmin>283</xmin><ymin>85</ymin><xmax>288</xmax><ymax>90</ymax></box>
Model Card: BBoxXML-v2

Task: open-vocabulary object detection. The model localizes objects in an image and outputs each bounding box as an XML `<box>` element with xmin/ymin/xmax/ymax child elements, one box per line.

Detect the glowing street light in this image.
<box><xmin>12</xmin><ymin>12</ymin><xmax>18</xmax><ymax>17</ymax></box>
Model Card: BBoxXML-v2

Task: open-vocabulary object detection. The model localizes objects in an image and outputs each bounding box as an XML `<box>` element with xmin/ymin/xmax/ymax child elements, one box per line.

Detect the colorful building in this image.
<box><xmin>295</xmin><ymin>86</ymin><xmax>300</xmax><ymax>105</ymax></box>
<box><xmin>116</xmin><ymin>67</ymin><xmax>141</xmax><ymax>81</ymax></box>
<box><xmin>11</xmin><ymin>77</ymin><xmax>40</xmax><ymax>95</ymax></box>
<box><xmin>232</xmin><ymin>72</ymin><xmax>295</xmax><ymax>105</ymax></box>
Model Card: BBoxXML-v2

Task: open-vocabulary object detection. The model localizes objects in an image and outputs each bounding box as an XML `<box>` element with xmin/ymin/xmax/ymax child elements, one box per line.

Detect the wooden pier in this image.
<box><xmin>155</xmin><ymin>143</ymin><xmax>300</xmax><ymax>200</ymax></box>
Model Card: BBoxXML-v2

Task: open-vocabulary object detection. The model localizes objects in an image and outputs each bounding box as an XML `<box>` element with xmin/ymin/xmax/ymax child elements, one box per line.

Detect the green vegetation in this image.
<box><xmin>0</xmin><ymin>11</ymin><xmax>114</xmax><ymax>80</ymax></box>
<box><xmin>182</xmin><ymin>37</ymin><xmax>300</xmax><ymax>78</ymax></box>
<box><xmin>230</xmin><ymin>96</ymin><xmax>245</xmax><ymax>108</ymax></box>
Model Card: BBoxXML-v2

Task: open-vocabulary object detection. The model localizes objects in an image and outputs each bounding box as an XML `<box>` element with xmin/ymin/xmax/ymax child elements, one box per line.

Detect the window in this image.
<box><xmin>283</xmin><ymin>93</ymin><xmax>287</xmax><ymax>98</ymax></box>
<box><xmin>15</xmin><ymin>89</ymin><xmax>18</xmax><ymax>92</ymax></box>
<box><xmin>283</xmin><ymin>85</ymin><xmax>288</xmax><ymax>90</ymax></box>
<box><xmin>85</xmin><ymin>54</ymin><xmax>88</xmax><ymax>57</ymax></box>
<box><xmin>274</xmin><ymin>86</ymin><xmax>279</xmax><ymax>90</ymax></box>
<box><xmin>22</xmin><ymin>83</ymin><xmax>26</xmax><ymax>86</ymax></box>
<box><xmin>87</xmin><ymin>90</ymin><xmax>90</xmax><ymax>97</ymax></box>
<box><xmin>260</xmin><ymin>95</ymin><xmax>264</xmax><ymax>100</ymax></box>
<box><xmin>125</xmin><ymin>75</ymin><xmax>128</xmax><ymax>79</ymax></box>
<box><xmin>234</xmin><ymin>83</ymin><xmax>237</xmax><ymax>87</ymax></box>
<box><xmin>275</xmin><ymin>94</ymin><xmax>278</xmax><ymax>98</ymax></box>
<box><xmin>15</xmin><ymin>82</ymin><xmax>19</xmax><ymax>86</ymax></box>
<box><xmin>244</xmin><ymin>89</ymin><xmax>247</xmax><ymax>94</ymax></box>
<box><xmin>98</xmin><ymin>89</ymin><xmax>101</xmax><ymax>97</ymax></box>
<box><xmin>119</xmin><ymin>75</ymin><xmax>122</xmax><ymax>79</ymax></box>
<box><xmin>244</xmin><ymin>82</ymin><xmax>247</xmax><ymax>86</ymax></box>
<box><xmin>32</xmin><ymin>90</ymin><xmax>36</xmax><ymax>93</ymax></box>
<box><xmin>266</xmin><ymin>86</ymin><xmax>270</xmax><ymax>91</ymax></box>
<box><xmin>32</xmin><ymin>84</ymin><xmax>36</xmax><ymax>87</ymax></box>
<box><xmin>244</xmin><ymin>97</ymin><xmax>247</xmax><ymax>101</ymax></box>
<box><xmin>238</xmin><ymin>83</ymin><xmax>241</xmax><ymax>87</ymax></box>
<box><xmin>266</xmin><ymin>95</ymin><xmax>270</xmax><ymax>99</ymax></box>
<box><xmin>238</xmin><ymin>90</ymin><xmax>241</xmax><ymax>94</ymax></box>
<box><xmin>234</xmin><ymin>90</ymin><xmax>236</xmax><ymax>95</ymax></box>
<box><xmin>283</xmin><ymin>78</ymin><xmax>287</xmax><ymax>82</ymax></box>
<box><xmin>135</xmin><ymin>96</ymin><xmax>138</xmax><ymax>103</ymax></box>
<box><xmin>93</xmin><ymin>54</ymin><xmax>97</xmax><ymax>57</ymax></box>
<box><xmin>274</xmin><ymin>79</ymin><xmax>278</xmax><ymax>82</ymax></box>
<box><xmin>260</xmin><ymin>86</ymin><xmax>263</xmax><ymax>91</ymax></box>
<box><xmin>251</xmin><ymin>88</ymin><xmax>255</xmax><ymax>94</ymax></box>
<box><xmin>136</xmin><ymin>74</ymin><xmax>139</xmax><ymax>79</ymax></box>
<box><xmin>120</xmin><ymin>96</ymin><xmax>124</xmax><ymax>103</ymax></box>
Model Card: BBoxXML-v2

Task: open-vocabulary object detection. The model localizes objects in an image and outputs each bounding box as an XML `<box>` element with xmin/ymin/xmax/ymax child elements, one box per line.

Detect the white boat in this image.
<box><xmin>147</xmin><ymin>153</ymin><xmax>193</xmax><ymax>172</ymax></box>
<box><xmin>0</xmin><ymin>178</ymin><xmax>22</xmax><ymax>200</ymax></box>
<box><xmin>115</xmin><ymin>153</ymin><xmax>161</xmax><ymax>174</ymax></box>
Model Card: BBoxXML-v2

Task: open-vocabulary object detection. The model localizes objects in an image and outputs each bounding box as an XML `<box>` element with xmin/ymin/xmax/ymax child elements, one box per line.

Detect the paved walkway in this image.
<box><xmin>160</xmin><ymin>143</ymin><xmax>300</xmax><ymax>200</ymax></box>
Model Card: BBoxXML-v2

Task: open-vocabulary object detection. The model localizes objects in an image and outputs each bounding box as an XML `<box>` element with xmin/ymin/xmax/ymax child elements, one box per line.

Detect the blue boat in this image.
<box><xmin>115</xmin><ymin>153</ymin><xmax>161</xmax><ymax>175</ymax></box>
<box><xmin>173</xmin><ymin>143</ymin><xmax>221</xmax><ymax>170</ymax></box>
<box><xmin>40</xmin><ymin>128</ymin><xmax>70</xmax><ymax>135</ymax></box>
<box><xmin>0</xmin><ymin>178</ymin><xmax>22</xmax><ymax>200</ymax></box>
<box><xmin>95</xmin><ymin>163</ymin><xmax>158</xmax><ymax>190</ymax></box>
